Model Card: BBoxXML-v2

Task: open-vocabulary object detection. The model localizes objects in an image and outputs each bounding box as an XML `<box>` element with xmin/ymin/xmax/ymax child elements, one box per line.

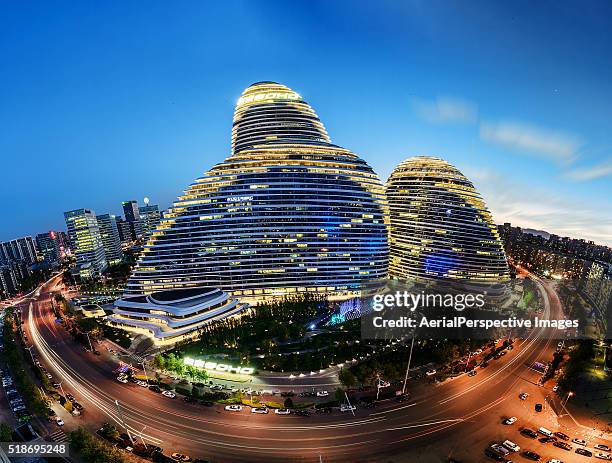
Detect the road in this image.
<box><xmin>13</xmin><ymin>272</ymin><xmax>607</xmax><ymax>463</ymax></box>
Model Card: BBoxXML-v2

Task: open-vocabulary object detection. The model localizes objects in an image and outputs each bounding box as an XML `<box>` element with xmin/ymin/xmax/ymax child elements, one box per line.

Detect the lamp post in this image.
<box><xmin>563</xmin><ymin>391</ymin><xmax>574</xmax><ymax>408</ymax></box>
<box><xmin>139</xmin><ymin>425</ymin><xmax>148</xmax><ymax>450</ymax></box>
<box><xmin>402</xmin><ymin>336</ymin><xmax>415</xmax><ymax>395</ymax></box>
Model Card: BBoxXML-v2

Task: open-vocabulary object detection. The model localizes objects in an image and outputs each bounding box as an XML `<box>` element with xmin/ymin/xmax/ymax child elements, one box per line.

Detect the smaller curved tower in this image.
<box><xmin>386</xmin><ymin>156</ymin><xmax>509</xmax><ymax>282</ymax></box>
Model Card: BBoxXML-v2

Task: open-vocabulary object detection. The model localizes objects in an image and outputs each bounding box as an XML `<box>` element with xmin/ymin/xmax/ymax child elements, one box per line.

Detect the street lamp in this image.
<box><xmin>563</xmin><ymin>391</ymin><xmax>574</xmax><ymax>408</ymax></box>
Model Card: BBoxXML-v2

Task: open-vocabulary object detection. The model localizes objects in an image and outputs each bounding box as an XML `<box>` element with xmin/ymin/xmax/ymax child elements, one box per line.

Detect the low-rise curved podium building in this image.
<box><xmin>125</xmin><ymin>82</ymin><xmax>388</xmax><ymax>298</ymax></box>
<box><xmin>109</xmin><ymin>287</ymin><xmax>246</xmax><ymax>345</ymax></box>
<box><xmin>386</xmin><ymin>156</ymin><xmax>509</xmax><ymax>283</ymax></box>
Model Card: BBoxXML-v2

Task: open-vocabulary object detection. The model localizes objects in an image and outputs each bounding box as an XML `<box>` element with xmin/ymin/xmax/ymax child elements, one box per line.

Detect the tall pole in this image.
<box><xmin>140</xmin><ymin>361</ymin><xmax>149</xmax><ymax>383</ymax></box>
<box><xmin>115</xmin><ymin>400</ymin><xmax>135</xmax><ymax>446</ymax></box>
<box><xmin>344</xmin><ymin>391</ymin><xmax>355</xmax><ymax>417</ymax></box>
<box><xmin>139</xmin><ymin>425</ymin><xmax>148</xmax><ymax>450</ymax></box>
<box><xmin>465</xmin><ymin>351</ymin><xmax>472</xmax><ymax>372</ymax></box>
<box><xmin>402</xmin><ymin>336</ymin><xmax>415</xmax><ymax>395</ymax></box>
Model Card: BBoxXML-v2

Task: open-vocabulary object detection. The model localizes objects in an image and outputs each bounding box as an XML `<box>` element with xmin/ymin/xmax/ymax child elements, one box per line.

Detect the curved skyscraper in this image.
<box><xmin>126</xmin><ymin>82</ymin><xmax>388</xmax><ymax>298</ymax></box>
<box><xmin>386</xmin><ymin>156</ymin><xmax>509</xmax><ymax>282</ymax></box>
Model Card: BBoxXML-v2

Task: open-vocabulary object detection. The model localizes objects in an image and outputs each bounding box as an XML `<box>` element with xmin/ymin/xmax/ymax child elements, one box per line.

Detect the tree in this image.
<box><xmin>0</xmin><ymin>423</ymin><xmax>12</xmax><ymax>442</ymax></box>
<box><xmin>283</xmin><ymin>397</ymin><xmax>294</xmax><ymax>409</ymax></box>
<box><xmin>335</xmin><ymin>387</ymin><xmax>345</xmax><ymax>403</ymax></box>
<box><xmin>338</xmin><ymin>368</ymin><xmax>356</xmax><ymax>388</ymax></box>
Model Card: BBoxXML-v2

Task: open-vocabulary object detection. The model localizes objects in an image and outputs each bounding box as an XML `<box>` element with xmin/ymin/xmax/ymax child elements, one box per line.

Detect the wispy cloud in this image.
<box><xmin>412</xmin><ymin>96</ymin><xmax>478</xmax><ymax>124</ymax></box>
<box><xmin>565</xmin><ymin>159</ymin><xmax>612</xmax><ymax>181</ymax></box>
<box><xmin>480</xmin><ymin>121</ymin><xmax>581</xmax><ymax>165</ymax></box>
<box><xmin>464</xmin><ymin>167</ymin><xmax>612</xmax><ymax>246</ymax></box>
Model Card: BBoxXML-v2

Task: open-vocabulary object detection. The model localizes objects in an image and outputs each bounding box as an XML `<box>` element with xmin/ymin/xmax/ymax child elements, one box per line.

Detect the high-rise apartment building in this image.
<box><xmin>386</xmin><ymin>156</ymin><xmax>509</xmax><ymax>283</ymax></box>
<box><xmin>64</xmin><ymin>209</ymin><xmax>108</xmax><ymax>277</ymax></box>
<box><xmin>35</xmin><ymin>231</ymin><xmax>62</xmax><ymax>267</ymax></box>
<box><xmin>122</xmin><ymin>201</ymin><xmax>144</xmax><ymax>240</ymax></box>
<box><xmin>139</xmin><ymin>203</ymin><xmax>161</xmax><ymax>237</ymax></box>
<box><xmin>0</xmin><ymin>236</ymin><xmax>38</xmax><ymax>266</ymax></box>
<box><xmin>96</xmin><ymin>214</ymin><xmax>124</xmax><ymax>265</ymax></box>
<box><xmin>125</xmin><ymin>82</ymin><xmax>388</xmax><ymax>297</ymax></box>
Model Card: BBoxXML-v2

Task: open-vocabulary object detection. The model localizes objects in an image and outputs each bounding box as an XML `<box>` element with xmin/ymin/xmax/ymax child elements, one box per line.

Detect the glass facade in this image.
<box><xmin>386</xmin><ymin>156</ymin><xmax>509</xmax><ymax>282</ymax></box>
<box><xmin>125</xmin><ymin>82</ymin><xmax>388</xmax><ymax>297</ymax></box>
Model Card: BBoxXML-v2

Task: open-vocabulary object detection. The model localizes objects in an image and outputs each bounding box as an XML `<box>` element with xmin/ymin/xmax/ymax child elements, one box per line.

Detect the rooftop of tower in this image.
<box><xmin>231</xmin><ymin>81</ymin><xmax>331</xmax><ymax>154</ymax></box>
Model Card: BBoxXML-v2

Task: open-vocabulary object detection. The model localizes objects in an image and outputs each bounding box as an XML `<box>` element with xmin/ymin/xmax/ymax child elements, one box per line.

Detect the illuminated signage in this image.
<box><xmin>226</xmin><ymin>196</ymin><xmax>254</xmax><ymax>203</ymax></box>
<box><xmin>237</xmin><ymin>91</ymin><xmax>300</xmax><ymax>107</ymax></box>
<box><xmin>183</xmin><ymin>357</ymin><xmax>254</xmax><ymax>375</ymax></box>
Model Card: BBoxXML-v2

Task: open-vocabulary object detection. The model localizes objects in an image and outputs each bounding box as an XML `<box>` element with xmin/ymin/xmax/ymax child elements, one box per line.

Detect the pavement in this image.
<box><xmin>9</xmin><ymin>272</ymin><xmax>612</xmax><ymax>462</ymax></box>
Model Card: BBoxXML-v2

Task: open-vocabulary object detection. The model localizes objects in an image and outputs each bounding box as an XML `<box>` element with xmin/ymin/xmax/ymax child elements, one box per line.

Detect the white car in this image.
<box><xmin>552</xmin><ymin>385</ymin><xmax>559</xmax><ymax>392</ymax></box>
<box><xmin>503</xmin><ymin>440</ymin><xmax>520</xmax><ymax>452</ymax></box>
<box><xmin>596</xmin><ymin>445</ymin><xmax>612</xmax><ymax>452</ymax></box>
<box><xmin>340</xmin><ymin>404</ymin><xmax>356</xmax><ymax>412</ymax></box>
<box><xmin>55</xmin><ymin>418</ymin><xmax>64</xmax><ymax>426</ymax></box>
<box><xmin>251</xmin><ymin>407</ymin><xmax>269</xmax><ymax>414</ymax></box>
<box><xmin>162</xmin><ymin>391</ymin><xmax>176</xmax><ymax>398</ymax></box>
<box><xmin>573</xmin><ymin>438</ymin><xmax>587</xmax><ymax>446</ymax></box>
<box><xmin>519</xmin><ymin>392</ymin><xmax>529</xmax><ymax>400</ymax></box>
<box><xmin>116</xmin><ymin>376</ymin><xmax>128</xmax><ymax>384</ymax></box>
<box><xmin>547</xmin><ymin>460</ymin><xmax>562</xmax><ymax>463</ymax></box>
<box><xmin>596</xmin><ymin>453</ymin><xmax>612</xmax><ymax>461</ymax></box>
<box><xmin>425</xmin><ymin>369</ymin><xmax>437</xmax><ymax>376</ymax></box>
<box><xmin>274</xmin><ymin>408</ymin><xmax>291</xmax><ymax>415</ymax></box>
<box><xmin>316</xmin><ymin>391</ymin><xmax>329</xmax><ymax>397</ymax></box>
<box><xmin>225</xmin><ymin>405</ymin><xmax>242</xmax><ymax>412</ymax></box>
<box><xmin>503</xmin><ymin>416</ymin><xmax>517</xmax><ymax>425</ymax></box>
<box><xmin>136</xmin><ymin>380</ymin><xmax>148</xmax><ymax>387</ymax></box>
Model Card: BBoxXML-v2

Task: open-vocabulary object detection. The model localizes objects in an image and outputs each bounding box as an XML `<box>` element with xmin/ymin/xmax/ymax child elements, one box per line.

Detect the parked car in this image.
<box><xmin>162</xmin><ymin>391</ymin><xmax>176</xmax><ymax>399</ymax></box>
<box><xmin>224</xmin><ymin>405</ymin><xmax>242</xmax><ymax>412</ymax></box>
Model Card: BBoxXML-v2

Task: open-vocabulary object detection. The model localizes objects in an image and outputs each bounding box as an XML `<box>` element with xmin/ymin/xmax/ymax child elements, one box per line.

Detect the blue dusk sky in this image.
<box><xmin>1</xmin><ymin>1</ymin><xmax>611</xmax><ymax>245</ymax></box>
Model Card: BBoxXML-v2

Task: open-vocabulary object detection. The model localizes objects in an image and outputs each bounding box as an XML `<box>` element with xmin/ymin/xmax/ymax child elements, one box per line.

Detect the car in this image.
<box><xmin>316</xmin><ymin>391</ymin><xmax>329</xmax><ymax>397</ymax></box>
<box><xmin>503</xmin><ymin>440</ymin><xmax>520</xmax><ymax>452</ymax></box>
<box><xmin>274</xmin><ymin>408</ymin><xmax>291</xmax><ymax>415</ymax></box>
<box><xmin>521</xmin><ymin>429</ymin><xmax>538</xmax><ymax>439</ymax></box>
<box><xmin>251</xmin><ymin>407</ymin><xmax>268</xmax><ymax>414</ymax></box>
<box><xmin>596</xmin><ymin>453</ymin><xmax>612</xmax><ymax>460</ymax></box>
<box><xmin>491</xmin><ymin>444</ymin><xmax>509</xmax><ymax>456</ymax></box>
<box><xmin>52</xmin><ymin>382</ymin><xmax>60</xmax><ymax>388</ymax></box>
<box><xmin>519</xmin><ymin>392</ymin><xmax>529</xmax><ymax>400</ymax></box>
<box><xmin>162</xmin><ymin>391</ymin><xmax>176</xmax><ymax>398</ymax></box>
<box><xmin>467</xmin><ymin>370</ymin><xmax>477</xmax><ymax>377</ymax></box>
<box><xmin>523</xmin><ymin>450</ymin><xmax>541</xmax><ymax>461</ymax></box>
<box><xmin>55</xmin><ymin>418</ymin><xmax>64</xmax><ymax>426</ymax></box>
<box><xmin>547</xmin><ymin>460</ymin><xmax>563</xmax><ymax>463</ymax></box>
<box><xmin>73</xmin><ymin>402</ymin><xmax>83</xmax><ymax>411</ymax></box>
<box><xmin>535</xmin><ymin>403</ymin><xmax>543</xmax><ymax>412</ymax></box>
<box><xmin>294</xmin><ymin>410</ymin><xmax>311</xmax><ymax>416</ymax></box>
<box><xmin>539</xmin><ymin>437</ymin><xmax>557</xmax><ymax>443</ymax></box>
<box><xmin>46</xmin><ymin>373</ymin><xmax>52</xmax><ymax>379</ymax></box>
<box><xmin>596</xmin><ymin>445</ymin><xmax>612</xmax><ymax>452</ymax></box>
<box><xmin>425</xmin><ymin>369</ymin><xmax>437</xmax><ymax>376</ymax></box>
<box><xmin>573</xmin><ymin>438</ymin><xmax>587</xmax><ymax>446</ymax></box>
<box><xmin>555</xmin><ymin>432</ymin><xmax>570</xmax><ymax>441</ymax></box>
<box><xmin>136</xmin><ymin>380</ymin><xmax>148</xmax><ymax>387</ymax></box>
<box><xmin>504</xmin><ymin>416</ymin><xmax>517</xmax><ymax>425</ymax></box>
<box><xmin>170</xmin><ymin>453</ymin><xmax>191</xmax><ymax>462</ymax></box>
<box><xmin>484</xmin><ymin>448</ymin><xmax>505</xmax><ymax>461</ymax></box>
<box><xmin>200</xmin><ymin>401</ymin><xmax>214</xmax><ymax>407</ymax></box>
<box><xmin>553</xmin><ymin>441</ymin><xmax>572</xmax><ymax>451</ymax></box>
<box><xmin>225</xmin><ymin>405</ymin><xmax>242</xmax><ymax>412</ymax></box>
<box><xmin>66</xmin><ymin>393</ymin><xmax>75</xmax><ymax>402</ymax></box>
<box><xmin>116</xmin><ymin>376</ymin><xmax>128</xmax><ymax>384</ymax></box>
<box><xmin>340</xmin><ymin>404</ymin><xmax>356</xmax><ymax>412</ymax></box>
<box><xmin>149</xmin><ymin>385</ymin><xmax>162</xmax><ymax>393</ymax></box>
<box><xmin>183</xmin><ymin>396</ymin><xmax>197</xmax><ymax>403</ymax></box>
<box><xmin>576</xmin><ymin>448</ymin><xmax>592</xmax><ymax>457</ymax></box>
<box><xmin>553</xmin><ymin>385</ymin><xmax>559</xmax><ymax>392</ymax></box>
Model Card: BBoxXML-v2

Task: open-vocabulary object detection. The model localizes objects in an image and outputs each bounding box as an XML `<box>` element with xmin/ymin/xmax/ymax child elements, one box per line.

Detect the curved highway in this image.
<box><xmin>15</xmin><ymin>273</ymin><xmax>585</xmax><ymax>462</ymax></box>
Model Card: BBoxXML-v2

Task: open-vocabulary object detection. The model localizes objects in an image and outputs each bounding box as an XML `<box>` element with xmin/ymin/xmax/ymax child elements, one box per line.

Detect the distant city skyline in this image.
<box><xmin>1</xmin><ymin>1</ymin><xmax>611</xmax><ymax>245</ymax></box>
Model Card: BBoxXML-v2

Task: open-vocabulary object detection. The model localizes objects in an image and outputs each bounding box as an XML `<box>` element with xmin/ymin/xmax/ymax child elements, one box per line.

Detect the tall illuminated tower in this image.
<box><xmin>125</xmin><ymin>82</ymin><xmax>388</xmax><ymax>298</ymax></box>
<box><xmin>64</xmin><ymin>208</ymin><xmax>108</xmax><ymax>277</ymax></box>
<box><xmin>386</xmin><ymin>156</ymin><xmax>509</xmax><ymax>282</ymax></box>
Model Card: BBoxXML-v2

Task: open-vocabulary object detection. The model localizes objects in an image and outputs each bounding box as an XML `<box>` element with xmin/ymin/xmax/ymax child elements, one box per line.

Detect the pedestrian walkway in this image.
<box><xmin>47</xmin><ymin>429</ymin><xmax>68</xmax><ymax>444</ymax></box>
